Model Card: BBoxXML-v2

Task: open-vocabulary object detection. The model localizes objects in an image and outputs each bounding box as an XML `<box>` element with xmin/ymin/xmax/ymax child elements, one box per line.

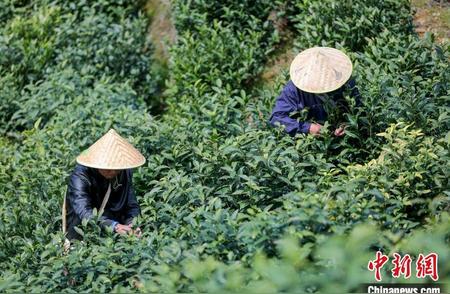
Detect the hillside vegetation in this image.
<box><xmin>0</xmin><ymin>0</ymin><xmax>448</xmax><ymax>292</ymax></box>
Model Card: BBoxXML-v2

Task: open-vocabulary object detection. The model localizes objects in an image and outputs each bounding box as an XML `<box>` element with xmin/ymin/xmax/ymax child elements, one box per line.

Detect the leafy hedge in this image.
<box><xmin>0</xmin><ymin>0</ymin><xmax>160</xmax><ymax>135</ymax></box>
<box><xmin>0</xmin><ymin>0</ymin><xmax>448</xmax><ymax>292</ymax></box>
<box><xmin>288</xmin><ymin>0</ymin><xmax>413</xmax><ymax>51</ymax></box>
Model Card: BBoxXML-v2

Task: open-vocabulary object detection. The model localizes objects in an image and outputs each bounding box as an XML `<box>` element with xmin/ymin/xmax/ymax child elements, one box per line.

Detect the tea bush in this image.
<box><xmin>355</xmin><ymin>32</ymin><xmax>449</xmax><ymax>137</ymax></box>
<box><xmin>172</xmin><ymin>0</ymin><xmax>278</xmax><ymax>30</ymax></box>
<box><xmin>288</xmin><ymin>0</ymin><xmax>413</xmax><ymax>51</ymax></box>
<box><xmin>171</xmin><ymin>0</ymin><xmax>281</xmax><ymax>58</ymax></box>
<box><xmin>0</xmin><ymin>0</ymin><xmax>160</xmax><ymax>135</ymax></box>
<box><xmin>0</xmin><ymin>0</ymin><xmax>448</xmax><ymax>292</ymax></box>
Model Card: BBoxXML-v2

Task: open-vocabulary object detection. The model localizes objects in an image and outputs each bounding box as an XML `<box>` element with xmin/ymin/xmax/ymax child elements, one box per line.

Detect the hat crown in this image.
<box><xmin>76</xmin><ymin>129</ymin><xmax>145</xmax><ymax>170</ymax></box>
<box><xmin>290</xmin><ymin>47</ymin><xmax>353</xmax><ymax>94</ymax></box>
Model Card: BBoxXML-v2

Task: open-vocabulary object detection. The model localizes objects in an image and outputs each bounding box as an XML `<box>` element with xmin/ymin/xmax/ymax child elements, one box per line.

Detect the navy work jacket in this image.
<box><xmin>65</xmin><ymin>164</ymin><xmax>140</xmax><ymax>240</ymax></box>
<box><xmin>269</xmin><ymin>79</ymin><xmax>361</xmax><ymax>135</ymax></box>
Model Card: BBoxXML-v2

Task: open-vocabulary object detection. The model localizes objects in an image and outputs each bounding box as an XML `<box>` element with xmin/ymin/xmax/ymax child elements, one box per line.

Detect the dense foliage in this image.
<box><xmin>0</xmin><ymin>0</ymin><xmax>448</xmax><ymax>292</ymax></box>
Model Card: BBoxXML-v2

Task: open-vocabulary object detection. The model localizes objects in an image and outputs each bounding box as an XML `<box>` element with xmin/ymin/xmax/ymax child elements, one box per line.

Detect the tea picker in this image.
<box><xmin>62</xmin><ymin>129</ymin><xmax>146</xmax><ymax>250</ymax></box>
<box><xmin>269</xmin><ymin>47</ymin><xmax>362</xmax><ymax>136</ymax></box>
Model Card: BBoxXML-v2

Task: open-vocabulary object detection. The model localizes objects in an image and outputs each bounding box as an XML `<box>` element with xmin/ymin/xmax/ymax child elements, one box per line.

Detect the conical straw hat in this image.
<box><xmin>76</xmin><ymin>129</ymin><xmax>146</xmax><ymax>169</ymax></box>
<box><xmin>290</xmin><ymin>47</ymin><xmax>353</xmax><ymax>94</ymax></box>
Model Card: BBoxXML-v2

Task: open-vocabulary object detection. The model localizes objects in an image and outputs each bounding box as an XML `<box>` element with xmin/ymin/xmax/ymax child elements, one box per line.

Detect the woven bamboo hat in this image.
<box><xmin>290</xmin><ymin>47</ymin><xmax>353</xmax><ymax>94</ymax></box>
<box><xmin>76</xmin><ymin>129</ymin><xmax>146</xmax><ymax>170</ymax></box>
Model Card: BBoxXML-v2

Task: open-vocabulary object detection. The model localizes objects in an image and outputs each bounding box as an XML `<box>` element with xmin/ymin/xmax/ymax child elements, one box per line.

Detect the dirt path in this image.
<box><xmin>412</xmin><ymin>0</ymin><xmax>450</xmax><ymax>43</ymax></box>
<box><xmin>145</xmin><ymin>0</ymin><xmax>177</xmax><ymax>65</ymax></box>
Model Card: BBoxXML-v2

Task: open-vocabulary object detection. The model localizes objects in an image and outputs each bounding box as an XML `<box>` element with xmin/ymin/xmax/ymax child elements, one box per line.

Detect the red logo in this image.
<box><xmin>391</xmin><ymin>253</ymin><xmax>412</xmax><ymax>279</ymax></box>
<box><xmin>416</xmin><ymin>253</ymin><xmax>439</xmax><ymax>281</ymax></box>
<box><xmin>368</xmin><ymin>251</ymin><xmax>389</xmax><ymax>281</ymax></box>
<box><xmin>368</xmin><ymin>252</ymin><xmax>439</xmax><ymax>282</ymax></box>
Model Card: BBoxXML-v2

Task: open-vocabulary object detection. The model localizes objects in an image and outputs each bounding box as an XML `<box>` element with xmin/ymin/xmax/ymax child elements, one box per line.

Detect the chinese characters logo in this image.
<box><xmin>367</xmin><ymin>251</ymin><xmax>438</xmax><ymax>282</ymax></box>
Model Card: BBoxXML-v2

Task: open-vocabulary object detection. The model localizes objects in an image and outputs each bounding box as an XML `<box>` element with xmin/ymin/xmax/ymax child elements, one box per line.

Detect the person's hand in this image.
<box><xmin>334</xmin><ymin>125</ymin><xmax>346</xmax><ymax>137</ymax></box>
<box><xmin>309</xmin><ymin>123</ymin><xmax>322</xmax><ymax>135</ymax></box>
<box><xmin>115</xmin><ymin>224</ymin><xmax>133</xmax><ymax>235</ymax></box>
<box><xmin>132</xmin><ymin>227</ymin><xmax>142</xmax><ymax>238</ymax></box>
<box><xmin>116</xmin><ymin>223</ymin><xmax>142</xmax><ymax>237</ymax></box>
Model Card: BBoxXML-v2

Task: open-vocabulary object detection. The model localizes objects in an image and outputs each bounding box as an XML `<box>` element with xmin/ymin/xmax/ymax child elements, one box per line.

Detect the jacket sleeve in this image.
<box><xmin>269</xmin><ymin>81</ymin><xmax>311</xmax><ymax>135</ymax></box>
<box><xmin>124</xmin><ymin>169</ymin><xmax>140</xmax><ymax>225</ymax></box>
<box><xmin>67</xmin><ymin>169</ymin><xmax>116</xmax><ymax>228</ymax></box>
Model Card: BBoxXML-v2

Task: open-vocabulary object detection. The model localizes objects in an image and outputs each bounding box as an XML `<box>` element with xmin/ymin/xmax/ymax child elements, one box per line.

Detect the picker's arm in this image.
<box><xmin>269</xmin><ymin>81</ymin><xmax>311</xmax><ymax>135</ymax></box>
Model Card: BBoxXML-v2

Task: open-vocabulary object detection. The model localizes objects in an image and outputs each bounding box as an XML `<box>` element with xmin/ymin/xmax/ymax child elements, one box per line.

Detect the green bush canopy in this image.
<box><xmin>0</xmin><ymin>0</ymin><xmax>448</xmax><ymax>292</ymax></box>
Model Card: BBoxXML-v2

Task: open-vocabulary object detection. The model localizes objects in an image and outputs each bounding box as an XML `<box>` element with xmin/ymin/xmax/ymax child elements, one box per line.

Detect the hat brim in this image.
<box><xmin>75</xmin><ymin>129</ymin><xmax>146</xmax><ymax>170</ymax></box>
<box><xmin>76</xmin><ymin>156</ymin><xmax>146</xmax><ymax>170</ymax></box>
<box><xmin>290</xmin><ymin>47</ymin><xmax>353</xmax><ymax>94</ymax></box>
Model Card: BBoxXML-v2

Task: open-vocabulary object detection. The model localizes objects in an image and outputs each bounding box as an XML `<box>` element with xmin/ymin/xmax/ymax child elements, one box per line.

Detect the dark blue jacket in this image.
<box><xmin>269</xmin><ymin>79</ymin><xmax>361</xmax><ymax>135</ymax></box>
<box><xmin>65</xmin><ymin>164</ymin><xmax>140</xmax><ymax>240</ymax></box>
